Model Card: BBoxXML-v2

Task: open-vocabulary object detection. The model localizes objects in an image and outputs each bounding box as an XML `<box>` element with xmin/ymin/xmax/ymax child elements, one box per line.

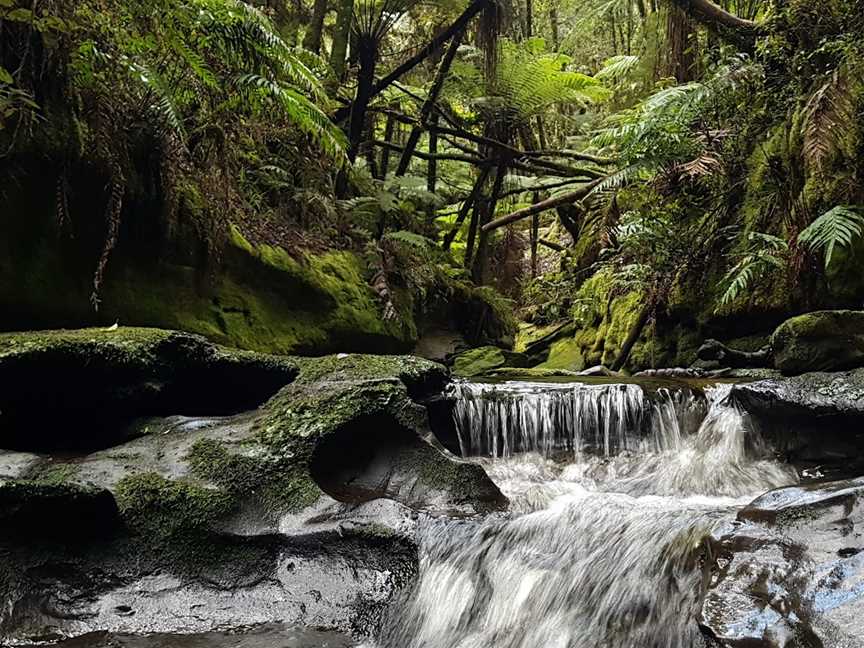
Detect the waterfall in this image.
<box><xmin>448</xmin><ymin>380</ymin><xmax>706</xmax><ymax>459</ymax></box>
<box><xmin>376</xmin><ymin>379</ymin><xmax>799</xmax><ymax>648</ymax></box>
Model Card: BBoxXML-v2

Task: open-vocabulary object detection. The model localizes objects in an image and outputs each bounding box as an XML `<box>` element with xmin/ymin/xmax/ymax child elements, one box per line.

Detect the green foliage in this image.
<box><xmin>717</xmin><ymin>232</ymin><xmax>788</xmax><ymax>309</ymax></box>
<box><xmin>798</xmin><ymin>206</ymin><xmax>864</xmax><ymax>270</ymax></box>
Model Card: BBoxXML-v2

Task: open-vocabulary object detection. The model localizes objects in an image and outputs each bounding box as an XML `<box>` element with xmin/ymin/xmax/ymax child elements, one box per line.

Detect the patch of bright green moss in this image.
<box><xmin>115</xmin><ymin>472</ymin><xmax>235</xmax><ymax>537</ymax></box>
<box><xmin>186</xmin><ymin>438</ymin><xmax>320</xmax><ymax>513</ymax></box>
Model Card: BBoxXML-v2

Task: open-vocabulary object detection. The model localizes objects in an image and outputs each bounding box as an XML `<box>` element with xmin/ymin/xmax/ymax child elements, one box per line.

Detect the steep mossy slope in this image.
<box><xmin>0</xmin><ymin>162</ymin><xmax>513</xmax><ymax>356</ymax></box>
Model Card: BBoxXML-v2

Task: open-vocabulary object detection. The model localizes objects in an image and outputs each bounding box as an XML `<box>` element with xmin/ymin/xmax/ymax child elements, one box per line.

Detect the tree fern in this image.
<box><xmin>798</xmin><ymin>206</ymin><xmax>864</xmax><ymax>270</ymax></box>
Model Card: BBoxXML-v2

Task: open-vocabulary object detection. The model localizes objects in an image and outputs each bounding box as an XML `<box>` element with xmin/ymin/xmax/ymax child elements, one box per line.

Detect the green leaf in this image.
<box><xmin>4</xmin><ymin>8</ymin><xmax>33</xmax><ymax>22</ymax></box>
<box><xmin>798</xmin><ymin>206</ymin><xmax>864</xmax><ymax>270</ymax></box>
<box><xmin>0</xmin><ymin>66</ymin><xmax>12</xmax><ymax>85</ymax></box>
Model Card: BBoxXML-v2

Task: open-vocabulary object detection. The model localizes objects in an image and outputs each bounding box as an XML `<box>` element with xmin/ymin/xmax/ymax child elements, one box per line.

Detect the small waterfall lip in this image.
<box><xmin>447</xmin><ymin>377</ymin><xmax>707</xmax><ymax>460</ymax></box>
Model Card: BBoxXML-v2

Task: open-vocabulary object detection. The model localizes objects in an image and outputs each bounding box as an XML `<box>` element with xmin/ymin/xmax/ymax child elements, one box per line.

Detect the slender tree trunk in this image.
<box><xmin>549</xmin><ymin>6</ymin><xmax>560</xmax><ymax>50</ymax></box>
<box><xmin>530</xmin><ymin>212</ymin><xmax>539</xmax><ymax>277</ymax></box>
<box><xmin>329</xmin><ymin>0</ymin><xmax>352</xmax><ymax>79</ymax></box>
<box><xmin>471</xmin><ymin>164</ymin><xmax>506</xmax><ymax>284</ymax></box>
<box><xmin>611</xmin><ymin>297</ymin><xmax>654</xmax><ymax>371</ymax></box>
<box><xmin>426</xmin><ymin>116</ymin><xmax>439</xmax><ymax>224</ymax></box>
<box><xmin>380</xmin><ymin>112</ymin><xmax>396</xmax><ymax>178</ymax></box>
<box><xmin>302</xmin><ymin>0</ymin><xmax>328</xmax><ymax>53</ymax></box>
<box><xmin>443</xmin><ymin>166</ymin><xmax>491</xmax><ymax>251</ymax></box>
<box><xmin>347</xmin><ymin>35</ymin><xmax>377</xmax><ymax>161</ymax></box>
<box><xmin>525</xmin><ymin>0</ymin><xmax>533</xmax><ymax>39</ymax></box>
<box><xmin>395</xmin><ymin>29</ymin><xmax>464</xmax><ymax>175</ymax></box>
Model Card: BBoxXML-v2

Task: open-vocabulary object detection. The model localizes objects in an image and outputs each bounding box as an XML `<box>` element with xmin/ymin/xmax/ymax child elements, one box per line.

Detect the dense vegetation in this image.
<box><xmin>1</xmin><ymin>0</ymin><xmax>863</xmax><ymax>369</ymax></box>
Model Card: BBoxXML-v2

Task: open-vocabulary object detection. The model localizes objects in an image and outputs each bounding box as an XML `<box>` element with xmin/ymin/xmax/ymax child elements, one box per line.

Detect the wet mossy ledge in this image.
<box><xmin>0</xmin><ymin>328</ymin><xmax>506</xmax><ymax>546</ymax></box>
<box><xmin>0</xmin><ymin>327</ymin><xmax>299</xmax><ymax>451</ymax></box>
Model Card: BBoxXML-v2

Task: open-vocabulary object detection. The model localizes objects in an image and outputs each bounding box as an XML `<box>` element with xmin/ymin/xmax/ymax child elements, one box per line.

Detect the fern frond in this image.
<box><xmin>798</xmin><ymin>205</ymin><xmax>864</xmax><ymax>269</ymax></box>
<box><xmin>596</xmin><ymin>55</ymin><xmax>640</xmax><ymax>82</ymax></box>
<box><xmin>802</xmin><ymin>68</ymin><xmax>854</xmax><ymax>174</ymax></box>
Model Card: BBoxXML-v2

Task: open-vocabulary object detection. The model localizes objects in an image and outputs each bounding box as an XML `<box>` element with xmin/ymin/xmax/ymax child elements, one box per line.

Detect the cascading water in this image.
<box><xmin>448</xmin><ymin>380</ymin><xmax>707</xmax><ymax>458</ymax></box>
<box><xmin>377</xmin><ymin>380</ymin><xmax>799</xmax><ymax>648</ymax></box>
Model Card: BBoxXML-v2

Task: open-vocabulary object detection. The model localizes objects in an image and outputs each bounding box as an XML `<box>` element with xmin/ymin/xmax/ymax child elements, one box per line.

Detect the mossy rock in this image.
<box><xmin>257</xmin><ymin>354</ymin><xmax>505</xmax><ymax>513</ymax></box>
<box><xmin>0</xmin><ymin>348</ymin><xmax>503</xmax><ymax>551</ymax></box>
<box><xmin>772</xmin><ymin>310</ymin><xmax>864</xmax><ymax>375</ymax></box>
<box><xmin>0</xmin><ymin>327</ymin><xmax>298</xmax><ymax>451</ymax></box>
<box><xmin>451</xmin><ymin>346</ymin><xmax>529</xmax><ymax>377</ymax></box>
<box><xmin>538</xmin><ymin>337</ymin><xmax>586</xmax><ymax>372</ymax></box>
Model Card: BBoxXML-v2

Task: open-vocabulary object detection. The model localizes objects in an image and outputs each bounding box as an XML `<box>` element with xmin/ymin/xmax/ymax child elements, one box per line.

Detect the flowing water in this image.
<box><xmin>29</xmin><ymin>378</ymin><xmax>800</xmax><ymax>648</ymax></box>
<box><xmin>376</xmin><ymin>379</ymin><xmax>799</xmax><ymax>648</ymax></box>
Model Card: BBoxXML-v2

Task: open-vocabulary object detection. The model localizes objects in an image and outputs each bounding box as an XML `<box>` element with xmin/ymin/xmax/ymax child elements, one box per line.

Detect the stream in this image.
<box><xmin>17</xmin><ymin>378</ymin><xmax>805</xmax><ymax>648</ymax></box>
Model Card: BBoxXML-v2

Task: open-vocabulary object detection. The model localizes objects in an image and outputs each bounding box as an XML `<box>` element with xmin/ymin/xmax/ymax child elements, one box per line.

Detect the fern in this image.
<box><xmin>802</xmin><ymin>67</ymin><xmax>855</xmax><ymax>174</ymax></box>
<box><xmin>798</xmin><ymin>206</ymin><xmax>864</xmax><ymax>270</ymax></box>
<box><xmin>596</xmin><ymin>55</ymin><xmax>641</xmax><ymax>82</ymax></box>
<box><xmin>717</xmin><ymin>232</ymin><xmax>788</xmax><ymax>309</ymax></box>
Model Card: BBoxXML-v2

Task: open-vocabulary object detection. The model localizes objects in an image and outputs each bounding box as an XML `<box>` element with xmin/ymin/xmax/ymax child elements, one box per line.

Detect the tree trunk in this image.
<box><xmin>329</xmin><ymin>0</ymin><xmax>353</xmax><ymax>79</ymax></box>
<box><xmin>443</xmin><ymin>166</ymin><xmax>491</xmax><ymax>250</ymax></box>
<box><xmin>525</xmin><ymin>0</ymin><xmax>533</xmax><ymax>39</ymax></box>
<box><xmin>395</xmin><ymin>29</ymin><xmax>464</xmax><ymax>175</ymax></box>
<box><xmin>302</xmin><ymin>0</ymin><xmax>328</xmax><ymax>53</ymax></box>
<box><xmin>347</xmin><ymin>35</ymin><xmax>377</xmax><ymax>161</ymax></box>
<box><xmin>426</xmin><ymin>116</ymin><xmax>438</xmax><ymax>224</ymax></box>
<box><xmin>667</xmin><ymin>0</ymin><xmax>760</xmax><ymax>48</ymax></box>
<box><xmin>666</xmin><ymin>3</ymin><xmax>698</xmax><ymax>82</ymax></box>
<box><xmin>549</xmin><ymin>6</ymin><xmax>559</xmax><ymax>50</ymax></box>
<box><xmin>471</xmin><ymin>165</ymin><xmax>506</xmax><ymax>284</ymax></box>
<box><xmin>483</xmin><ymin>177</ymin><xmax>604</xmax><ymax>232</ymax></box>
<box><xmin>611</xmin><ymin>298</ymin><xmax>653</xmax><ymax>371</ymax></box>
<box><xmin>379</xmin><ymin>112</ymin><xmax>396</xmax><ymax>178</ymax></box>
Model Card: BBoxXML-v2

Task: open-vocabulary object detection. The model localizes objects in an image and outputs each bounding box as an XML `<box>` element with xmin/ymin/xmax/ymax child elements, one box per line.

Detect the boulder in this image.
<box><xmin>729</xmin><ymin>369</ymin><xmax>864</xmax><ymax>474</ymax></box>
<box><xmin>0</xmin><ymin>327</ymin><xmax>300</xmax><ymax>451</ymax></box>
<box><xmin>700</xmin><ymin>478</ymin><xmax>864</xmax><ymax>647</ymax></box>
<box><xmin>451</xmin><ymin>346</ymin><xmax>529</xmax><ymax>377</ymax></box>
<box><xmin>0</xmin><ymin>347</ymin><xmax>505</xmax><ymax>644</ymax></box>
<box><xmin>772</xmin><ymin>310</ymin><xmax>864</xmax><ymax>375</ymax></box>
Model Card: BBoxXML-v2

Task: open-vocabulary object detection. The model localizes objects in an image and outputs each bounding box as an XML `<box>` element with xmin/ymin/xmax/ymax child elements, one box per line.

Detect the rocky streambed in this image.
<box><xmin>3</xmin><ymin>327</ymin><xmax>864</xmax><ymax>647</ymax></box>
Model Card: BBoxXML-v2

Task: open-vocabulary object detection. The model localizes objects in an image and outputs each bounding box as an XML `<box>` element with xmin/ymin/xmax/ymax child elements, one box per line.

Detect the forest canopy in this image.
<box><xmin>1</xmin><ymin>0</ymin><xmax>863</xmax><ymax>369</ymax></box>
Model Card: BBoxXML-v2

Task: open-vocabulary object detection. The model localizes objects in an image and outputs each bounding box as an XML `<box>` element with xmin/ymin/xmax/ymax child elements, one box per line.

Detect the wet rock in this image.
<box><xmin>0</xmin><ymin>327</ymin><xmax>299</xmax><ymax>451</ymax></box>
<box><xmin>451</xmin><ymin>346</ymin><xmax>529</xmax><ymax>377</ymax></box>
<box><xmin>729</xmin><ymin>369</ymin><xmax>864</xmax><ymax>470</ymax></box>
<box><xmin>263</xmin><ymin>354</ymin><xmax>506</xmax><ymax>514</ymax></box>
<box><xmin>772</xmin><ymin>310</ymin><xmax>864</xmax><ymax>375</ymax></box>
<box><xmin>700</xmin><ymin>478</ymin><xmax>864</xmax><ymax>648</ymax></box>
<box><xmin>0</xmin><ymin>350</ymin><xmax>505</xmax><ymax>644</ymax></box>
<box><xmin>0</xmin><ymin>479</ymin><xmax>119</xmax><ymax>539</ymax></box>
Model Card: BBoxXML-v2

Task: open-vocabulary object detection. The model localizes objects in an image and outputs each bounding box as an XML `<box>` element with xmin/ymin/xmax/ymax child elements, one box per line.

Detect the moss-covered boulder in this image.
<box><xmin>258</xmin><ymin>354</ymin><xmax>506</xmax><ymax>513</ymax></box>
<box><xmin>771</xmin><ymin>310</ymin><xmax>864</xmax><ymax>375</ymax></box>
<box><xmin>1</xmin><ymin>345</ymin><xmax>504</xmax><ymax>532</ymax></box>
<box><xmin>452</xmin><ymin>346</ymin><xmax>529</xmax><ymax>377</ymax></box>
<box><xmin>0</xmin><ymin>171</ymin><xmax>515</xmax><ymax>357</ymax></box>
<box><xmin>0</xmin><ymin>327</ymin><xmax>299</xmax><ymax>451</ymax></box>
<box><xmin>0</xmin><ymin>349</ymin><xmax>504</xmax><ymax>643</ymax></box>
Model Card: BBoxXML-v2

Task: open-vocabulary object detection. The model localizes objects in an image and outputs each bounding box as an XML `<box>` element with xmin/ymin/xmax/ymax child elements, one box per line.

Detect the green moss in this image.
<box><xmin>25</xmin><ymin>462</ymin><xmax>80</xmax><ymax>485</ymax></box>
<box><xmin>452</xmin><ymin>346</ymin><xmax>510</xmax><ymax>377</ymax></box>
<box><xmin>115</xmin><ymin>472</ymin><xmax>236</xmax><ymax>536</ymax></box>
<box><xmin>538</xmin><ymin>337</ymin><xmax>585</xmax><ymax>371</ymax></box>
<box><xmin>186</xmin><ymin>438</ymin><xmax>320</xmax><ymax>513</ymax></box>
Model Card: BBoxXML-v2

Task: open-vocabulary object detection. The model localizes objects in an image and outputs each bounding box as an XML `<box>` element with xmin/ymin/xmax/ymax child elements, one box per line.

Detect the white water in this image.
<box><xmin>377</xmin><ymin>381</ymin><xmax>798</xmax><ymax>648</ymax></box>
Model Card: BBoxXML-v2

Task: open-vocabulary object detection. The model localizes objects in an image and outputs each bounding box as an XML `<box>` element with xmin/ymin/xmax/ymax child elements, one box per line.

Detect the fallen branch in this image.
<box><xmin>371</xmin><ymin>140</ymin><xmax>489</xmax><ymax>165</ymax></box>
<box><xmin>481</xmin><ymin>177</ymin><xmax>605</xmax><ymax>232</ymax></box>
